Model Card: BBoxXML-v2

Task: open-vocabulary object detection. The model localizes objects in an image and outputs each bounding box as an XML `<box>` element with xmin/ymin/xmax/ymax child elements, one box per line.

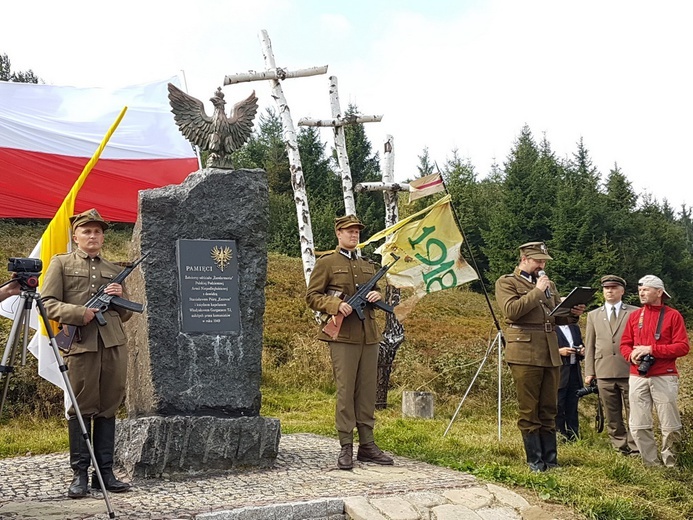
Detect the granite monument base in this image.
<box><xmin>115</xmin><ymin>415</ymin><xmax>280</xmax><ymax>478</ymax></box>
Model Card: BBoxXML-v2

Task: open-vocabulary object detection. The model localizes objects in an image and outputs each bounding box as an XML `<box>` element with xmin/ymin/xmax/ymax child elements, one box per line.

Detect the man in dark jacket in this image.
<box><xmin>556</xmin><ymin>323</ymin><xmax>584</xmax><ymax>441</ymax></box>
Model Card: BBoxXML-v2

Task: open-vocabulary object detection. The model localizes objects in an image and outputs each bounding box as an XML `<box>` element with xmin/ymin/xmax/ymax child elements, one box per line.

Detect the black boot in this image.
<box><xmin>521</xmin><ymin>431</ymin><xmax>546</xmax><ymax>472</ymax></box>
<box><xmin>67</xmin><ymin>417</ymin><xmax>91</xmax><ymax>499</ymax></box>
<box><xmin>91</xmin><ymin>417</ymin><xmax>131</xmax><ymax>493</ymax></box>
<box><xmin>540</xmin><ymin>431</ymin><xmax>559</xmax><ymax>469</ymax></box>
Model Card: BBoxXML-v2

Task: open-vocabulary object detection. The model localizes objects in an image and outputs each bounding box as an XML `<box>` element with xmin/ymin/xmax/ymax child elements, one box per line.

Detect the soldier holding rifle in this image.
<box><xmin>306</xmin><ymin>214</ymin><xmax>394</xmax><ymax>470</ymax></box>
<box><xmin>41</xmin><ymin>209</ymin><xmax>133</xmax><ymax>498</ymax></box>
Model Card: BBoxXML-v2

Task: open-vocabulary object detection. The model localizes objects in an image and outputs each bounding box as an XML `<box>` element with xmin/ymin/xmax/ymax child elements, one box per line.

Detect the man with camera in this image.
<box><xmin>620</xmin><ymin>275</ymin><xmax>690</xmax><ymax>467</ymax></box>
<box><xmin>556</xmin><ymin>323</ymin><xmax>584</xmax><ymax>441</ymax></box>
<box><xmin>584</xmin><ymin>275</ymin><xmax>639</xmax><ymax>456</ymax></box>
<box><xmin>41</xmin><ymin>209</ymin><xmax>132</xmax><ymax>497</ymax></box>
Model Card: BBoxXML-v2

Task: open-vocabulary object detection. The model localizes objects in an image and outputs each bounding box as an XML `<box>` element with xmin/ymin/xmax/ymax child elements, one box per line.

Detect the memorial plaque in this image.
<box><xmin>176</xmin><ymin>239</ymin><xmax>240</xmax><ymax>332</ymax></box>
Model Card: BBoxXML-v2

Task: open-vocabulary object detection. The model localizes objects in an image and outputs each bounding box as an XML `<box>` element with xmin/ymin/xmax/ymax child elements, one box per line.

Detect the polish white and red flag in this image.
<box><xmin>408</xmin><ymin>172</ymin><xmax>446</xmax><ymax>203</ymax></box>
<box><xmin>0</xmin><ymin>77</ymin><xmax>199</xmax><ymax>222</ymax></box>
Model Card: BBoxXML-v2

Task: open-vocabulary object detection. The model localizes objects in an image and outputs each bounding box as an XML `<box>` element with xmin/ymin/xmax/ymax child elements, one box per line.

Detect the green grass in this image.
<box><xmin>3</xmin><ymin>227</ymin><xmax>693</xmax><ymax>519</ymax></box>
<box><xmin>0</xmin><ymin>416</ymin><xmax>67</xmax><ymax>457</ymax></box>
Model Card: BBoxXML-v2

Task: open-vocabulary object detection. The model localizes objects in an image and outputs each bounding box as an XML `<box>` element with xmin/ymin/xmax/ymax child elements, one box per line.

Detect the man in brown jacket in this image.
<box><xmin>41</xmin><ymin>209</ymin><xmax>132</xmax><ymax>498</ymax></box>
<box><xmin>584</xmin><ymin>275</ymin><xmax>639</xmax><ymax>455</ymax></box>
<box><xmin>495</xmin><ymin>241</ymin><xmax>584</xmax><ymax>471</ymax></box>
<box><xmin>306</xmin><ymin>214</ymin><xmax>393</xmax><ymax>470</ymax></box>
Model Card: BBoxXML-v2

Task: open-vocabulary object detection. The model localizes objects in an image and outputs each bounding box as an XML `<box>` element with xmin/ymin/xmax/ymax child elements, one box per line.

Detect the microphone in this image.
<box><xmin>538</xmin><ymin>270</ymin><xmax>552</xmax><ymax>299</ymax></box>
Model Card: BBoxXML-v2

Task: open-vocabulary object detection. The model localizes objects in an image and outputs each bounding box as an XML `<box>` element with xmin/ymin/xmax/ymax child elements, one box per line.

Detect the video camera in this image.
<box><xmin>7</xmin><ymin>257</ymin><xmax>42</xmax><ymax>290</ymax></box>
<box><xmin>576</xmin><ymin>379</ymin><xmax>599</xmax><ymax>398</ymax></box>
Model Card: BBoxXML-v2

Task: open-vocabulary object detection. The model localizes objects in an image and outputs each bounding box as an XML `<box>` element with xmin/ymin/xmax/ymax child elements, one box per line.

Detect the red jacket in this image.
<box><xmin>620</xmin><ymin>304</ymin><xmax>689</xmax><ymax>377</ymax></box>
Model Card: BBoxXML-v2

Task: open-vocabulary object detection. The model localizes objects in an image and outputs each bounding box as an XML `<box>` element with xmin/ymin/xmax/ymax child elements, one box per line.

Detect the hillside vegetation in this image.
<box><xmin>2</xmin><ymin>222</ymin><xmax>693</xmax><ymax>519</ymax></box>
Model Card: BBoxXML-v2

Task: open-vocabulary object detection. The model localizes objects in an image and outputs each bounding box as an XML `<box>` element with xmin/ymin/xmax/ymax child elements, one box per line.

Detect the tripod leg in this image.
<box><xmin>67</xmin><ymin>417</ymin><xmax>92</xmax><ymax>498</ymax></box>
<box><xmin>32</xmin><ymin>296</ymin><xmax>116</xmax><ymax>518</ymax></box>
<box><xmin>0</xmin><ymin>300</ymin><xmax>29</xmax><ymax>418</ymax></box>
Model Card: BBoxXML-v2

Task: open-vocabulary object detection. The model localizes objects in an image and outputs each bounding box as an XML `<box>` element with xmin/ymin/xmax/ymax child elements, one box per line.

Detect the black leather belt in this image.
<box><xmin>509</xmin><ymin>323</ymin><xmax>554</xmax><ymax>333</ymax></box>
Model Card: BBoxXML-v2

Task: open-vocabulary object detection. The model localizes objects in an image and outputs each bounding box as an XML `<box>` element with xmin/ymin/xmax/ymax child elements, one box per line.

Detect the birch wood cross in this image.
<box><xmin>298</xmin><ymin>76</ymin><xmax>383</xmax><ymax>216</ymax></box>
<box><xmin>223</xmin><ymin>29</ymin><xmax>328</xmax><ymax>285</ymax></box>
<box><xmin>355</xmin><ymin>135</ymin><xmax>409</xmax><ymax>409</ymax></box>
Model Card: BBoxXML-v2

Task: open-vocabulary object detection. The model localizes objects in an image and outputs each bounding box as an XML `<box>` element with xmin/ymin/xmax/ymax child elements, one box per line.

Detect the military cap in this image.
<box><xmin>600</xmin><ymin>274</ymin><xmax>626</xmax><ymax>288</ymax></box>
<box><xmin>335</xmin><ymin>214</ymin><xmax>365</xmax><ymax>231</ymax></box>
<box><xmin>69</xmin><ymin>208</ymin><xmax>109</xmax><ymax>231</ymax></box>
<box><xmin>518</xmin><ymin>241</ymin><xmax>552</xmax><ymax>260</ymax></box>
<box><xmin>638</xmin><ymin>274</ymin><xmax>671</xmax><ymax>299</ymax></box>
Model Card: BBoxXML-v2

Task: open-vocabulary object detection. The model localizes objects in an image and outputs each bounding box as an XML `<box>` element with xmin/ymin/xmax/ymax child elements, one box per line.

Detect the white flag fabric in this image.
<box><xmin>0</xmin><ymin>107</ymin><xmax>129</xmax><ymax>391</ymax></box>
<box><xmin>0</xmin><ymin>76</ymin><xmax>198</xmax><ymax>222</ymax></box>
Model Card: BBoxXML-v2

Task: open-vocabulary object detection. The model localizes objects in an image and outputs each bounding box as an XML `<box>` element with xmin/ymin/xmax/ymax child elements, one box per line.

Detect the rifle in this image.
<box><xmin>322</xmin><ymin>253</ymin><xmax>400</xmax><ymax>340</ymax></box>
<box><xmin>55</xmin><ymin>253</ymin><xmax>149</xmax><ymax>352</ymax></box>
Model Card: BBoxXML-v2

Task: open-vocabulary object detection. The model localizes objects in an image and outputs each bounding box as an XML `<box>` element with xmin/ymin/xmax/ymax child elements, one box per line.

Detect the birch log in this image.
<box><xmin>329</xmin><ymin>76</ymin><xmax>356</xmax><ymax>216</ymax></box>
<box><xmin>259</xmin><ymin>29</ymin><xmax>316</xmax><ymax>285</ymax></box>
<box><xmin>224</xmin><ymin>66</ymin><xmax>328</xmax><ymax>85</ymax></box>
<box><xmin>375</xmin><ymin>135</ymin><xmax>405</xmax><ymax>410</ymax></box>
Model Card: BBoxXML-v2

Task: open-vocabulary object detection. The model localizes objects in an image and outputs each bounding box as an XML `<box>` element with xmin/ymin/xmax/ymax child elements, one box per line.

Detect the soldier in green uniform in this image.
<box><xmin>495</xmin><ymin>241</ymin><xmax>584</xmax><ymax>471</ymax></box>
<box><xmin>306</xmin><ymin>214</ymin><xmax>394</xmax><ymax>470</ymax></box>
<box><xmin>41</xmin><ymin>209</ymin><xmax>132</xmax><ymax>498</ymax></box>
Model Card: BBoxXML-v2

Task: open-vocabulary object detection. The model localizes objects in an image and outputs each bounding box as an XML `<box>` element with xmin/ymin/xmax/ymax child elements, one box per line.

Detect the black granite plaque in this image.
<box><xmin>176</xmin><ymin>239</ymin><xmax>240</xmax><ymax>333</ymax></box>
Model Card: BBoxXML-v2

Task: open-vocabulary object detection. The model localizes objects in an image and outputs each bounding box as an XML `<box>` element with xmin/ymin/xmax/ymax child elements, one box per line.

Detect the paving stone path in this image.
<box><xmin>0</xmin><ymin>433</ymin><xmax>576</xmax><ymax>520</ymax></box>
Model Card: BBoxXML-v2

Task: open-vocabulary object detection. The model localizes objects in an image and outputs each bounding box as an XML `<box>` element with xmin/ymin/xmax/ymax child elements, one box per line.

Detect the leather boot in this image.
<box><xmin>91</xmin><ymin>417</ymin><xmax>131</xmax><ymax>493</ymax></box>
<box><xmin>521</xmin><ymin>431</ymin><xmax>546</xmax><ymax>472</ymax></box>
<box><xmin>337</xmin><ymin>443</ymin><xmax>353</xmax><ymax>470</ymax></box>
<box><xmin>67</xmin><ymin>417</ymin><xmax>91</xmax><ymax>498</ymax></box>
<box><xmin>357</xmin><ymin>442</ymin><xmax>394</xmax><ymax>465</ymax></box>
<box><xmin>540</xmin><ymin>431</ymin><xmax>559</xmax><ymax>469</ymax></box>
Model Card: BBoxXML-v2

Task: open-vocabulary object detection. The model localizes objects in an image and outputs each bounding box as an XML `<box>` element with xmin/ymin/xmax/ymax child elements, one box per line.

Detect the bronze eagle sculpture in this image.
<box><xmin>167</xmin><ymin>83</ymin><xmax>259</xmax><ymax>169</ymax></box>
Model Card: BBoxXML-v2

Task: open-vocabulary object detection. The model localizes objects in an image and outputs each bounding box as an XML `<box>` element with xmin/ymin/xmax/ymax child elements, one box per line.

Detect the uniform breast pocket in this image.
<box><xmin>65</xmin><ymin>270</ymin><xmax>89</xmax><ymax>293</ymax></box>
<box><xmin>361</xmin><ymin>265</ymin><xmax>375</xmax><ymax>276</ymax></box>
<box><xmin>331</xmin><ymin>266</ymin><xmax>350</xmax><ymax>278</ymax></box>
<box><xmin>100</xmin><ymin>272</ymin><xmax>116</xmax><ymax>285</ymax></box>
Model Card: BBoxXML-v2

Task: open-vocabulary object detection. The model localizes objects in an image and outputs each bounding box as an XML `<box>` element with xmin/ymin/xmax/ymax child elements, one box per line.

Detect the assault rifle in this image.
<box><xmin>322</xmin><ymin>253</ymin><xmax>400</xmax><ymax>340</ymax></box>
<box><xmin>55</xmin><ymin>253</ymin><xmax>149</xmax><ymax>352</ymax></box>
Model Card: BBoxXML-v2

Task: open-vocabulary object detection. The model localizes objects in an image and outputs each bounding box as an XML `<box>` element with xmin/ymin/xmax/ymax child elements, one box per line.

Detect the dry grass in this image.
<box><xmin>3</xmin><ymin>225</ymin><xmax>693</xmax><ymax>518</ymax></box>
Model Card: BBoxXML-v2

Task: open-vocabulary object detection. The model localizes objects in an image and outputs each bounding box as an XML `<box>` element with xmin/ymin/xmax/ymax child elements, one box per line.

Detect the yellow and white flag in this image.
<box><xmin>0</xmin><ymin>107</ymin><xmax>128</xmax><ymax>390</ymax></box>
<box><xmin>360</xmin><ymin>195</ymin><xmax>478</xmax><ymax>320</ymax></box>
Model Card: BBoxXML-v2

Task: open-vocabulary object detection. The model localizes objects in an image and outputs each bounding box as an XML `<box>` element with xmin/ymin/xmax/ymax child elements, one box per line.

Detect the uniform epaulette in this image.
<box><xmin>504</xmin><ymin>273</ymin><xmax>515</xmax><ymax>277</ymax></box>
<box><xmin>315</xmin><ymin>250</ymin><xmax>335</xmax><ymax>259</ymax></box>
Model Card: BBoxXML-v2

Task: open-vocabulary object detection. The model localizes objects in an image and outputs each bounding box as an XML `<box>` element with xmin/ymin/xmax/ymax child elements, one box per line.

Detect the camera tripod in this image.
<box><xmin>0</xmin><ymin>279</ymin><xmax>116</xmax><ymax>518</ymax></box>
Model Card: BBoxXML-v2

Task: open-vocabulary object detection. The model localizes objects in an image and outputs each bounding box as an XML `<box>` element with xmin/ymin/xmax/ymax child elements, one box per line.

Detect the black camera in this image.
<box><xmin>638</xmin><ymin>354</ymin><xmax>656</xmax><ymax>376</ymax></box>
<box><xmin>7</xmin><ymin>257</ymin><xmax>42</xmax><ymax>290</ymax></box>
<box><xmin>576</xmin><ymin>379</ymin><xmax>599</xmax><ymax>398</ymax></box>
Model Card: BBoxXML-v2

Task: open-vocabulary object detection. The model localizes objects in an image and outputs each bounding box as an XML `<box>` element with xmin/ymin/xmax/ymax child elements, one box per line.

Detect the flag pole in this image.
<box><xmin>435</xmin><ymin>163</ymin><xmax>505</xmax><ymax>440</ymax></box>
<box><xmin>433</xmin><ymin>163</ymin><xmax>503</xmax><ymax>333</ymax></box>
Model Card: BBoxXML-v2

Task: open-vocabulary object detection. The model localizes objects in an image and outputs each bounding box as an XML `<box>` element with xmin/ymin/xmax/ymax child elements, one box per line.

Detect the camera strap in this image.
<box><xmin>637</xmin><ymin>306</ymin><xmax>667</xmax><ymax>341</ymax></box>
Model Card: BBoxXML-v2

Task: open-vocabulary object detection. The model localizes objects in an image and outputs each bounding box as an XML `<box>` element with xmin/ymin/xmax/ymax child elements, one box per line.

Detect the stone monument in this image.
<box><xmin>114</xmin><ymin>167</ymin><xmax>279</xmax><ymax>477</ymax></box>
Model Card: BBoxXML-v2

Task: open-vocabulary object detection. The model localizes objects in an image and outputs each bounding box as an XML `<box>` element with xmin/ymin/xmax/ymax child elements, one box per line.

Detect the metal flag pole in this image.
<box><xmin>433</xmin><ymin>167</ymin><xmax>505</xmax><ymax>440</ymax></box>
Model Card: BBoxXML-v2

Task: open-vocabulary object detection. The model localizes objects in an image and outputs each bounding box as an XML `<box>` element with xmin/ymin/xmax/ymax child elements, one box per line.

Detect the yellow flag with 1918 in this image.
<box><xmin>359</xmin><ymin>195</ymin><xmax>478</xmax><ymax>320</ymax></box>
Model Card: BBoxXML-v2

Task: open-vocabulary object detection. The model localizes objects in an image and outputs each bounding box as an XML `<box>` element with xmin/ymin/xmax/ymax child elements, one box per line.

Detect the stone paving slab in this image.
<box><xmin>0</xmin><ymin>433</ymin><xmax>570</xmax><ymax>520</ymax></box>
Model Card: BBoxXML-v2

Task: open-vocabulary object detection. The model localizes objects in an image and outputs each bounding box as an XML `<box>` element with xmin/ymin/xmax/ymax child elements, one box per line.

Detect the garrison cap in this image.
<box><xmin>335</xmin><ymin>214</ymin><xmax>365</xmax><ymax>231</ymax></box>
<box><xmin>638</xmin><ymin>274</ymin><xmax>671</xmax><ymax>299</ymax></box>
<box><xmin>70</xmin><ymin>208</ymin><xmax>109</xmax><ymax>231</ymax></box>
<box><xmin>519</xmin><ymin>241</ymin><xmax>552</xmax><ymax>260</ymax></box>
<box><xmin>600</xmin><ymin>274</ymin><xmax>626</xmax><ymax>288</ymax></box>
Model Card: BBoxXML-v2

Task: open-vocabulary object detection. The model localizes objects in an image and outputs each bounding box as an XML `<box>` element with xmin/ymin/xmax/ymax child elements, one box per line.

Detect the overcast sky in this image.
<box><xmin>3</xmin><ymin>0</ymin><xmax>692</xmax><ymax>209</ymax></box>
